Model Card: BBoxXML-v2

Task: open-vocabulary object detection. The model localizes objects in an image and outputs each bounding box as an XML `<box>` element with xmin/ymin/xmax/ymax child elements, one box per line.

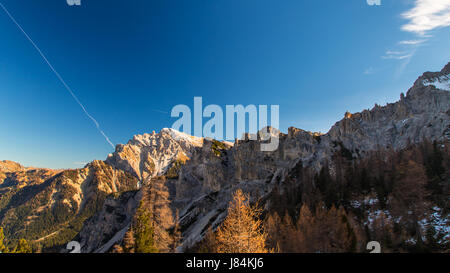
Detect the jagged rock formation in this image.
<box><xmin>1</xmin><ymin>63</ymin><xmax>449</xmax><ymax>252</ymax></box>
<box><xmin>105</xmin><ymin>128</ymin><xmax>203</xmax><ymax>181</ymax></box>
<box><xmin>326</xmin><ymin>63</ymin><xmax>450</xmax><ymax>155</ymax></box>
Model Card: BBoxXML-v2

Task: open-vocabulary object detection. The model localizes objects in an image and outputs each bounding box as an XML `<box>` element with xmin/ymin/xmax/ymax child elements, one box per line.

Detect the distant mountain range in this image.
<box><xmin>1</xmin><ymin>63</ymin><xmax>449</xmax><ymax>253</ymax></box>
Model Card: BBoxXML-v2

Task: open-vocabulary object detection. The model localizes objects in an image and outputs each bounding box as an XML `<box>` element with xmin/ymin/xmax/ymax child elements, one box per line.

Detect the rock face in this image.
<box><xmin>73</xmin><ymin>190</ymin><xmax>141</xmax><ymax>253</ymax></box>
<box><xmin>105</xmin><ymin>128</ymin><xmax>204</xmax><ymax>181</ymax></box>
<box><xmin>1</xmin><ymin>63</ymin><xmax>449</xmax><ymax>252</ymax></box>
<box><xmin>77</xmin><ymin>63</ymin><xmax>450</xmax><ymax>252</ymax></box>
<box><xmin>326</xmin><ymin>63</ymin><xmax>450</xmax><ymax>155</ymax></box>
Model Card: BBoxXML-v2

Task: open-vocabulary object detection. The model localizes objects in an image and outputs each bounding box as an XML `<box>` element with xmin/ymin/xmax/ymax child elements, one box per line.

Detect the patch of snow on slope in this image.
<box><xmin>428</xmin><ymin>207</ymin><xmax>449</xmax><ymax>243</ymax></box>
<box><xmin>416</xmin><ymin>207</ymin><xmax>449</xmax><ymax>244</ymax></box>
<box><xmin>161</xmin><ymin>128</ymin><xmax>204</xmax><ymax>147</ymax></box>
<box><xmin>365</xmin><ymin>209</ymin><xmax>392</xmax><ymax>228</ymax></box>
<box><xmin>423</xmin><ymin>74</ymin><xmax>450</xmax><ymax>91</ymax></box>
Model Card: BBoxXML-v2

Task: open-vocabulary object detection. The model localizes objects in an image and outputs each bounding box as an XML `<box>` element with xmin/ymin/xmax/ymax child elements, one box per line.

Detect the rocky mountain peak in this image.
<box><xmin>0</xmin><ymin>160</ymin><xmax>24</xmax><ymax>173</ymax></box>
<box><xmin>322</xmin><ymin>62</ymin><xmax>450</xmax><ymax>164</ymax></box>
<box><xmin>106</xmin><ymin>128</ymin><xmax>204</xmax><ymax>181</ymax></box>
<box><xmin>412</xmin><ymin>62</ymin><xmax>450</xmax><ymax>92</ymax></box>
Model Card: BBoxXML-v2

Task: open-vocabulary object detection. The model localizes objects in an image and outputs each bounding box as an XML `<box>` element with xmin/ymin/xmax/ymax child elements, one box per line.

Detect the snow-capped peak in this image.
<box><xmin>161</xmin><ymin>128</ymin><xmax>204</xmax><ymax>147</ymax></box>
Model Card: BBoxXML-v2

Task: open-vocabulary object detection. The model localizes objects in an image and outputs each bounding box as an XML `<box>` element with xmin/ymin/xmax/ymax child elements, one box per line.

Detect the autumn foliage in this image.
<box><xmin>215</xmin><ymin>189</ymin><xmax>268</xmax><ymax>253</ymax></box>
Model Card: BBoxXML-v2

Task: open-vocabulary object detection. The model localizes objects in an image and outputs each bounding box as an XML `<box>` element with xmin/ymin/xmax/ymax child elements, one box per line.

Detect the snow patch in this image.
<box><xmin>350</xmin><ymin>200</ymin><xmax>361</xmax><ymax>208</ymax></box>
<box><xmin>161</xmin><ymin>128</ymin><xmax>204</xmax><ymax>147</ymax></box>
<box><xmin>423</xmin><ymin>74</ymin><xmax>450</xmax><ymax>91</ymax></box>
<box><xmin>423</xmin><ymin>207</ymin><xmax>450</xmax><ymax>243</ymax></box>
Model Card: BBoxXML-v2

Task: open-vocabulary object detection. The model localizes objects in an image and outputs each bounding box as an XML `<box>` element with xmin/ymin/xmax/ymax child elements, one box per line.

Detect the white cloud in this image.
<box><xmin>380</xmin><ymin>1</ymin><xmax>447</xmax><ymax>75</ymax></box>
<box><xmin>386</xmin><ymin>50</ymin><xmax>407</xmax><ymax>55</ymax></box>
<box><xmin>382</xmin><ymin>54</ymin><xmax>412</xmax><ymax>60</ymax></box>
<box><xmin>395</xmin><ymin>50</ymin><xmax>416</xmax><ymax>77</ymax></box>
<box><xmin>382</xmin><ymin>51</ymin><xmax>413</xmax><ymax>60</ymax></box>
<box><xmin>401</xmin><ymin>0</ymin><xmax>450</xmax><ymax>35</ymax></box>
<box><xmin>398</xmin><ymin>39</ymin><xmax>427</xmax><ymax>45</ymax></box>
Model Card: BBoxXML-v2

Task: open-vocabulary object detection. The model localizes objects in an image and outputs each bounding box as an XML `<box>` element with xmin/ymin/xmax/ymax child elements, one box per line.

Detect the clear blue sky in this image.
<box><xmin>0</xmin><ymin>0</ymin><xmax>449</xmax><ymax>169</ymax></box>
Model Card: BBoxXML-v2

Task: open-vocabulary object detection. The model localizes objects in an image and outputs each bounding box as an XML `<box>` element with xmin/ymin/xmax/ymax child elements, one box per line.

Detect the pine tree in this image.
<box><xmin>296</xmin><ymin>204</ymin><xmax>314</xmax><ymax>252</ymax></box>
<box><xmin>390</xmin><ymin>159</ymin><xmax>429</xmax><ymax>239</ymax></box>
<box><xmin>372</xmin><ymin>211</ymin><xmax>394</xmax><ymax>249</ymax></box>
<box><xmin>170</xmin><ymin>210</ymin><xmax>182</xmax><ymax>253</ymax></box>
<box><xmin>425</xmin><ymin>141</ymin><xmax>445</xmax><ymax>195</ymax></box>
<box><xmin>264</xmin><ymin>212</ymin><xmax>282</xmax><ymax>252</ymax></box>
<box><xmin>198</xmin><ymin>227</ymin><xmax>217</xmax><ymax>253</ymax></box>
<box><xmin>140</xmin><ymin>176</ymin><xmax>173</xmax><ymax>252</ymax></box>
<box><xmin>122</xmin><ymin>229</ymin><xmax>135</xmax><ymax>253</ymax></box>
<box><xmin>13</xmin><ymin>239</ymin><xmax>32</xmax><ymax>253</ymax></box>
<box><xmin>215</xmin><ymin>189</ymin><xmax>268</xmax><ymax>253</ymax></box>
<box><xmin>134</xmin><ymin>204</ymin><xmax>158</xmax><ymax>253</ymax></box>
<box><xmin>111</xmin><ymin>244</ymin><xmax>124</xmax><ymax>253</ymax></box>
<box><xmin>279</xmin><ymin>212</ymin><xmax>296</xmax><ymax>252</ymax></box>
<box><xmin>303</xmin><ymin>203</ymin><xmax>352</xmax><ymax>253</ymax></box>
<box><xmin>0</xmin><ymin>227</ymin><xmax>7</xmax><ymax>253</ymax></box>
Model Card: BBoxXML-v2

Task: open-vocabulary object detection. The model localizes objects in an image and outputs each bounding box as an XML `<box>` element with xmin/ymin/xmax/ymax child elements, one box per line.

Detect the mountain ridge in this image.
<box><xmin>0</xmin><ymin>62</ymin><xmax>449</xmax><ymax>252</ymax></box>
<box><xmin>76</xmin><ymin>62</ymin><xmax>449</xmax><ymax>252</ymax></box>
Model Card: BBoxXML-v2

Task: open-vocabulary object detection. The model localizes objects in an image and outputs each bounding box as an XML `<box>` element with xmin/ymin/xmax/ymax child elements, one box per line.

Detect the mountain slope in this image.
<box><xmin>0</xmin><ymin>160</ymin><xmax>138</xmax><ymax>249</ymax></box>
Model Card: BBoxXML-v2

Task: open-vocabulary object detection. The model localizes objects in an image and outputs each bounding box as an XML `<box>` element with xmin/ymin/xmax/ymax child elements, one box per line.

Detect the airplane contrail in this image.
<box><xmin>0</xmin><ymin>2</ymin><xmax>115</xmax><ymax>149</ymax></box>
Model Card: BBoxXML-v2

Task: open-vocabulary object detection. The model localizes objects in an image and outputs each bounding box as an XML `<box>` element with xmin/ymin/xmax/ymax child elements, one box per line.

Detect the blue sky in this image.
<box><xmin>0</xmin><ymin>0</ymin><xmax>449</xmax><ymax>169</ymax></box>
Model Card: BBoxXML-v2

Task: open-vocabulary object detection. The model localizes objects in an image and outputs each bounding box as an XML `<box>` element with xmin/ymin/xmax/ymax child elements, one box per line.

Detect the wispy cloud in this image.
<box><xmin>398</xmin><ymin>39</ymin><xmax>427</xmax><ymax>45</ymax></box>
<box><xmin>401</xmin><ymin>0</ymin><xmax>450</xmax><ymax>35</ymax></box>
<box><xmin>394</xmin><ymin>49</ymin><xmax>417</xmax><ymax>77</ymax></box>
<box><xmin>382</xmin><ymin>51</ymin><xmax>413</xmax><ymax>60</ymax></box>
<box><xmin>386</xmin><ymin>50</ymin><xmax>407</xmax><ymax>55</ymax></box>
<box><xmin>380</xmin><ymin>1</ymin><xmax>449</xmax><ymax>75</ymax></box>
